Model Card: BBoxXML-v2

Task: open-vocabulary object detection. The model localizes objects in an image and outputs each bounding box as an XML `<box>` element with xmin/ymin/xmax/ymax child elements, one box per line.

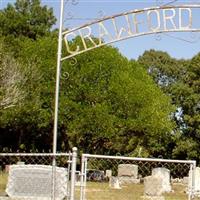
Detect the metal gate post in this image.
<box><xmin>70</xmin><ymin>147</ymin><xmax>77</xmax><ymax>200</ymax></box>
<box><xmin>189</xmin><ymin>161</ymin><xmax>196</xmax><ymax>200</ymax></box>
<box><xmin>80</xmin><ymin>154</ymin><xmax>88</xmax><ymax>200</ymax></box>
<box><xmin>190</xmin><ymin>161</ymin><xmax>196</xmax><ymax>200</ymax></box>
<box><xmin>80</xmin><ymin>155</ymin><xmax>87</xmax><ymax>200</ymax></box>
<box><xmin>52</xmin><ymin>154</ymin><xmax>56</xmax><ymax>200</ymax></box>
<box><xmin>66</xmin><ymin>151</ymin><xmax>72</xmax><ymax>200</ymax></box>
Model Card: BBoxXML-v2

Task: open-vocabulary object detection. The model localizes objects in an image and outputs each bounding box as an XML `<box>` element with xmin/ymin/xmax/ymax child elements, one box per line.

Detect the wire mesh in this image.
<box><xmin>80</xmin><ymin>155</ymin><xmax>197</xmax><ymax>200</ymax></box>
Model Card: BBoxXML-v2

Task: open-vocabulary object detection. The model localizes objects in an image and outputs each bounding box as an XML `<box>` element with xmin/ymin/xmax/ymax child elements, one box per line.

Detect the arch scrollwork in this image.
<box><xmin>61</xmin><ymin>5</ymin><xmax>200</xmax><ymax>61</ymax></box>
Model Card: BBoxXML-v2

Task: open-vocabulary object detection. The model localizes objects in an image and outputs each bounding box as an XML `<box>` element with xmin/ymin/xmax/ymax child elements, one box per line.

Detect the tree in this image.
<box><xmin>172</xmin><ymin>54</ymin><xmax>200</xmax><ymax>160</ymax></box>
<box><xmin>0</xmin><ymin>49</ymin><xmax>24</xmax><ymax>110</ymax></box>
<box><xmin>138</xmin><ymin>50</ymin><xmax>187</xmax><ymax>89</ymax></box>
<box><xmin>0</xmin><ymin>39</ymin><xmax>44</xmax><ymax>152</ymax></box>
<box><xmin>58</xmin><ymin>38</ymin><xmax>175</xmax><ymax>156</ymax></box>
<box><xmin>0</xmin><ymin>35</ymin><xmax>175</xmax><ymax>154</ymax></box>
<box><xmin>138</xmin><ymin>50</ymin><xmax>200</xmax><ymax>161</ymax></box>
<box><xmin>0</xmin><ymin>0</ymin><xmax>56</xmax><ymax>39</ymax></box>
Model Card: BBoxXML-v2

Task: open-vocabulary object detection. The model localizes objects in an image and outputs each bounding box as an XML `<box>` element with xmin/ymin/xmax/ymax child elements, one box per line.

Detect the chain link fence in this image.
<box><xmin>0</xmin><ymin>150</ymin><xmax>198</xmax><ymax>200</ymax></box>
<box><xmin>80</xmin><ymin>154</ymin><xmax>197</xmax><ymax>200</ymax></box>
<box><xmin>0</xmin><ymin>148</ymin><xmax>78</xmax><ymax>200</ymax></box>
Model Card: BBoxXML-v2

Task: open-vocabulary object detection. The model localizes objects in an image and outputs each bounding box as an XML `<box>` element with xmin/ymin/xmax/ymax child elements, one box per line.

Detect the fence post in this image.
<box><xmin>80</xmin><ymin>155</ymin><xmax>88</xmax><ymax>200</ymax></box>
<box><xmin>80</xmin><ymin>155</ymin><xmax>84</xmax><ymax>200</ymax></box>
<box><xmin>190</xmin><ymin>161</ymin><xmax>196</xmax><ymax>200</ymax></box>
<box><xmin>67</xmin><ymin>151</ymin><xmax>72</xmax><ymax>200</ymax></box>
<box><xmin>80</xmin><ymin>154</ymin><xmax>88</xmax><ymax>200</ymax></box>
<box><xmin>70</xmin><ymin>147</ymin><xmax>77</xmax><ymax>200</ymax></box>
<box><xmin>188</xmin><ymin>161</ymin><xmax>196</xmax><ymax>200</ymax></box>
<box><xmin>52</xmin><ymin>154</ymin><xmax>56</xmax><ymax>200</ymax></box>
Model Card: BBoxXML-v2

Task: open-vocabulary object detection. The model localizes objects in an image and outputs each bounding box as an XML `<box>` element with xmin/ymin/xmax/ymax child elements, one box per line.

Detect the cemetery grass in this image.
<box><xmin>0</xmin><ymin>172</ymin><xmax>8</xmax><ymax>193</ymax></box>
<box><xmin>76</xmin><ymin>182</ymin><xmax>192</xmax><ymax>200</ymax></box>
<box><xmin>0</xmin><ymin>178</ymin><xmax>199</xmax><ymax>199</ymax></box>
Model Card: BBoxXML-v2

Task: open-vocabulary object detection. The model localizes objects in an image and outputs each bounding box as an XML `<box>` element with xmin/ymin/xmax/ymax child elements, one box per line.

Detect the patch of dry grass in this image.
<box><xmin>0</xmin><ymin>172</ymin><xmax>8</xmax><ymax>193</ymax></box>
<box><xmin>83</xmin><ymin>182</ymin><xmax>143</xmax><ymax>200</ymax></box>
<box><xmin>76</xmin><ymin>182</ymin><xmax>193</xmax><ymax>200</ymax></box>
<box><xmin>165</xmin><ymin>184</ymin><xmax>187</xmax><ymax>200</ymax></box>
<box><xmin>1</xmin><ymin>175</ymin><xmax>200</xmax><ymax>200</ymax></box>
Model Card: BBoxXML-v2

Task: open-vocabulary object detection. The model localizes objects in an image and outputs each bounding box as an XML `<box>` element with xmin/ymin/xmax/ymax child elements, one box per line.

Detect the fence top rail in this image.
<box><xmin>82</xmin><ymin>154</ymin><xmax>196</xmax><ymax>165</ymax></box>
<box><xmin>0</xmin><ymin>153</ymin><xmax>71</xmax><ymax>156</ymax></box>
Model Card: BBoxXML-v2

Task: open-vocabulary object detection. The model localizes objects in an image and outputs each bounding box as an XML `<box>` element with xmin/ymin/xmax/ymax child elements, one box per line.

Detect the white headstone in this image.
<box><xmin>109</xmin><ymin>176</ymin><xmax>121</xmax><ymax>189</ymax></box>
<box><xmin>183</xmin><ymin>177</ymin><xmax>189</xmax><ymax>185</ymax></box>
<box><xmin>144</xmin><ymin>175</ymin><xmax>163</xmax><ymax>196</ymax></box>
<box><xmin>118</xmin><ymin>164</ymin><xmax>138</xmax><ymax>178</ymax></box>
<box><xmin>105</xmin><ymin>170</ymin><xmax>112</xmax><ymax>178</ymax></box>
<box><xmin>152</xmin><ymin>168</ymin><xmax>171</xmax><ymax>193</ymax></box>
<box><xmin>6</xmin><ymin>165</ymin><xmax>67</xmax><ymax>200</ymax></box>
<box><xmin>118</xmin><ymin>164</ymin><xmax>139</xmax><ymax>185</ymax></box>
<box><xmin>189</xmin><ymin>167</ymin><xmax>200</xmax><ymax>194</ymax></box>
<box><xmin>118</xmin><ymin>176</ymin><xmax>140</xmax><ymax>184</ymax></box>
<box><xmin>17</xmin><ymin>161</ymin><xmax>25</xmax><ymax>165</ymax></box>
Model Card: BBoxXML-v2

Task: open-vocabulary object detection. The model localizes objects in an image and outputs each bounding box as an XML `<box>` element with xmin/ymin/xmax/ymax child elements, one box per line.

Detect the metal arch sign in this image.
<box><xmin>62</xmin><ymin>5</ymin><xmax>200</xmax><ymax>61</ymax></box>
<box><xmin>53</xmin><ymin>3</ymin><xmax>200</xmax><ymax>156</ymax></box>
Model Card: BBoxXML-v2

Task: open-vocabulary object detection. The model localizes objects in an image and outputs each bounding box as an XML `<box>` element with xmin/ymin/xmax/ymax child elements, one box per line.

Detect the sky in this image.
<box><xmin>1</xmin><ymin>0</ymin><xmax>200</xmax><ymax>60</ymax></box>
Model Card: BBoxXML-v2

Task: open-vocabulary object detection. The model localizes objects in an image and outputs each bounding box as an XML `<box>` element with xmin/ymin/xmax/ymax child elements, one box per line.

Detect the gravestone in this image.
<box><xmin>118</xmin><ymin>164</ymin><xmax>140</xmax><ymax>185</ymax></box>
<box><xmin>189</xmin><ymin>167</ymin><xmax>200</xmax><ymax>194</ymax></box>
<box><xmin>171</xmin><ymin>178</ymin><xmax>182</xmax><ymax>184</ymax></box>
<box><xmin>109</xmin><ymin>176</ymin><xmax>121</xmax><ymax>189</ymax></box>
<box><xmin>118</xmin><ymin>176</ymin><xmax>140</xmax><ymax>184</ymax></box>
<box><xmin>194</xmin><ymin>167</ymin><xmax>200</xmax><ymax>192</ymax></box>
<box><xmin>5</xmin><ymin>165</ymin><xmax>10</xmax><ymax>173</ymax></box>
<box><xmin>16</xmin><ymin>161</ymin><xmax>25</xmax><ymax>165</ymax></box>
<box><xmin>183</xmin><ymin>177</ymin><xmax>189</xmax><ymax>185</ymax></box>
<box><xmin>152</xmin><ymin>168</ymin><xmax>171</xmax><ymax>193</ymax></box>
<box><xmin>105</xmin><ymin>170</ymin><xmax>112</xmax><ymax>178</ymax></box>
<box><xmin>143</xmin><ymin>175</ymin><xmax>165</xmax><ymax>200</ymax></box>
<box><xmin>118</xmin><ymin>164</ymin><xmax>138</xmax><ymax>178</ymax></box>
<box><xmin>6</xmin><ymin>165</ymin><xmax>67</xmax><ymax>200</ymax></box>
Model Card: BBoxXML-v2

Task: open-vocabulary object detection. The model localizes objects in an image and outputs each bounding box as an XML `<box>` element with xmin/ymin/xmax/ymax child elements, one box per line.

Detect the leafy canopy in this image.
<box><xmin>0</xmin><ymin>0</ymin><xmax>56</xmax><ymax>39</ymax></box>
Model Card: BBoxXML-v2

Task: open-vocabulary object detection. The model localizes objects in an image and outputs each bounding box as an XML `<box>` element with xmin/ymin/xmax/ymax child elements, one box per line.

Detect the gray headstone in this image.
<box><xmin>189</xmin><ymin>167</ymin><xmax>200</xmax><ymax>193</ymax></box>
<box><xmin>183</xmin><ymin>177</ymin><xmax>189</xmax><ymax>185</ymax></box>
<box><xmin>144</xmin><ymin>176</ymin><xmax>163</xmax><ymax>196</ymax></box>
<box><xmin>118</xmin><ymin>176</ymin><xmax>140</xmax><ymax>185</ymax></box>
<box><xmin>195</xmin><ymin>167</ymin><xmax>200</xmax><ymax>192</ymax></box>
<box><xmin>118</xmin><ymin>164</ymin><xmax>139</xmax><ymax>185</ymax></box>
<box><xmin>109</xmin><ymin>176</ymin><xmax>121</xmax><ymax>189</ymax></box>
<box><xmin>171</xmin><ymin>178</ymin><xmax>181</xmax><ymax>183</ymax></box>
<box><xmin>105</xmin><ymin>170</ymin><xmax>112</xmax><ymax>178</ymax></box>
<box><xmin>5</xmin><ymin>165</ymin><xmax>10</xmax><ymax>173</ymax></box>
<box><xmin>6</xmin><ymin>165</ymin><xmax>67</xmax><ymax>200</ymax></box>
<box><xmin>118</xmin><ymin>164</ymin><xmax>138</xmax><ymax>178</ymax></box>
<box><xmin>152</xmin><ymin>168</ymin><xmax>171</xmax><ymax>193</ymax></box>
<box><xmin>16</xmin><ymin>162</ymin><xmax>25</xmax><ymax>165</ymax></box>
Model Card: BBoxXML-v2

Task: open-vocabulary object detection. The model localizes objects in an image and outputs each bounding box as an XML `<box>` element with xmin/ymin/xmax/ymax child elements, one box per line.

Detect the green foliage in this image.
<box><xmin>57</xmin><ymin>41</ymin><xmax>175</xmax><ymax>156</ymax></box>
<box><xmin>1</xmin><ymin>1</ymin><xmax>198</xmax><ymax>160</ymax></box>
<box><xmin>0</xmin><ymin>34</ymin><xmax>175</xmax><ymax>155</ymax></box>
<box><xmin>138</xmin><ymin>50</ymin><xmax>187</xmax><ymax>89</ymax></box>
<box><xmin>0</xmin><ymin>42</ymin><xmax>24</xmax><ymax>110</ymax></box>
<box><xmin>0</xmin><ymin>0</ymin><xmax>56</xmax><ymax>39</ymax></box>
<box><xmin>139</xmin><ymin>50</ymin><xmax>200</xmax><ymax>161</ymax></box>
<box><xmin>0</xmin><ymin>41</ymin><xmax>48</xmax><ymax>151</ymax></box>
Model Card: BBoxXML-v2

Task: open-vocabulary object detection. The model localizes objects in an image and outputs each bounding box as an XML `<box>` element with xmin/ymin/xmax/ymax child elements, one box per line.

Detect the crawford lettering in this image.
<box><xmin>62</xmin><ymin>5</ymin><xmax>200</xmax><ymax>60</ymax></box>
